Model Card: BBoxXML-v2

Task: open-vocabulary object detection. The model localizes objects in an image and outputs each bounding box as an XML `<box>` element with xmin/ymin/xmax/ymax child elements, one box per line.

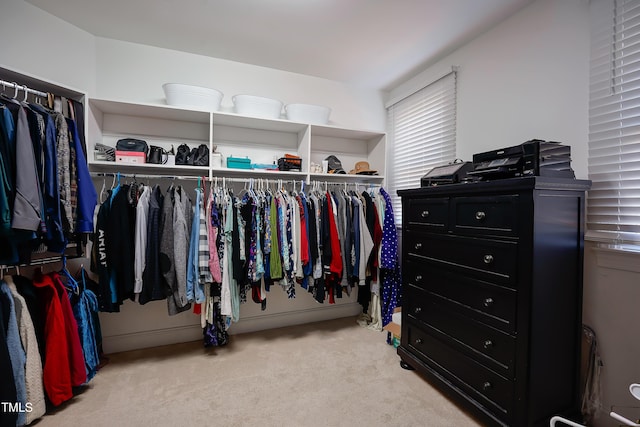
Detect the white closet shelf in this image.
<box><xmin>309</xmin><ymin>124</ymin><xmax>385</xmax><ymax>140</ymax></box>
<box><xmin>309</xmin><ymin>172</ymin><xmax>384</xmax><ymax>183</ymax></box>
<box><xmin>89</xmin><ymin>160</ymin><xmax>209</xmax><ymax>176</ymax></box>
<box><xmin>88</xmin><ymin>97</ymin><xmax>387</xmax><ymax>184</ymax></box>
<box><xmin>90</xmin><ymin>98</ymin><xmax>210</xmax><ymax>124</ymax></box>
<box><xmin>212</xmin><ymin>167</ymin><xmax>307</xmax><ymax>179</ymax></box>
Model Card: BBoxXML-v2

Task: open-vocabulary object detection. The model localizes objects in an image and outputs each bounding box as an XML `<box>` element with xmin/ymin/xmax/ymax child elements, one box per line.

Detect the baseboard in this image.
<box><xmin>102</xmin><ymin>324</ymin><xmax>204</xmax><ymax>354</ymax></box>
<box><xmin>102</xmin><ymin>302</ymin><xmax>362</xmax><ymax>354</ymax></box>
<box><xmin>229</xmin><ymin>302</ymin><xmax>362</xmax><ymax>335</ymax></box>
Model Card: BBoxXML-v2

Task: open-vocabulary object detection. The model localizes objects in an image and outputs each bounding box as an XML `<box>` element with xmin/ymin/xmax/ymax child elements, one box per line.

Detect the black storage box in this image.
<box><xmin>278</xmin><ymin>157</ymin><xmax>302</xmax><ymax>171</ymax></box>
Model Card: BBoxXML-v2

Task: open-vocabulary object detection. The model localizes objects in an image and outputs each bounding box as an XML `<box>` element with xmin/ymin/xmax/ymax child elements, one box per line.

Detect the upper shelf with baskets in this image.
<box><xmin>87</xmin><ymin>98</ymin><xmax>386</xmax><ymax>183</ymax></box>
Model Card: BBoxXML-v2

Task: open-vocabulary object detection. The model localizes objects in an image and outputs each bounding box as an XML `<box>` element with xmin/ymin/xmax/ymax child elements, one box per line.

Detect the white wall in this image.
<box><xmin>388</xmin><ymin>0</ymin><xmax>589</xmax><ymax>180</ymax></box>
<box><xmin>94</xmin><ymin>38</ymin><xmax>386</xmax><ymax>132</ymax></box>
<box><xmin>0</xmin><ymin>0</ymin><xmax>96</xmax><ymax>94</ymax></box>
<box><xmin>583</xmin><ymin>243</ymin><xmax>640</xmax><ymax>427</ymax></box>
<box><xmin>388</xmin><ymin>1</ymin><xmax>639</xmax><ymax>426</ymax></box>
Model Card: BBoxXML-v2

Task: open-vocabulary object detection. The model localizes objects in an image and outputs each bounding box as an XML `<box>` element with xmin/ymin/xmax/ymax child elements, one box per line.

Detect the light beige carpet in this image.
<box><xmin>38</xmin><ymin>316</ymin><xmax>482</xmax><ymax>427</ymax></box>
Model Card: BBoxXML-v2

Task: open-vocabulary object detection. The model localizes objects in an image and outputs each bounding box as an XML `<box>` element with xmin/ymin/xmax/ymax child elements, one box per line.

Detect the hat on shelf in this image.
<box><xmin>349</xmin><ymin>161</ymin><xmax>378</xmax><ymax>175</ymax></box>
<box><xmin>325</xmin><ymin>155</ymin><xmax>346</xmax><ymax>174</ymax></box>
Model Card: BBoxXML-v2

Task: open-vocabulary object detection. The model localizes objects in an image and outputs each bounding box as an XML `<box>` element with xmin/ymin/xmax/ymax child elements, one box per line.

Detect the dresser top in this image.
<box><xmin>398</xmin><ymin>176</ymin><xmax>592</xmax><ymax>198</ymax></box>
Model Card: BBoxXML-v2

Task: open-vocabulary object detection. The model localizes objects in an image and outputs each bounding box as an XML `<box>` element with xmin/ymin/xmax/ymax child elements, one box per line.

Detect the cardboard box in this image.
<box><xmin>383</xmin><ymin>307</ymin><xmax>402</xmax><ymax>337</ymax></box>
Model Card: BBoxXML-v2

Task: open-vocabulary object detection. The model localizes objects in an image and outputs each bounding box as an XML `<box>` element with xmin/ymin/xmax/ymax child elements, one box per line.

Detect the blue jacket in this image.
<box><xmin>29</xmin><ymin>104</ymin><xmax>66</xmax><ymax>252</ymax></box>
<box><xmin>67</xmin><ymin>119</ymin><xmax>97</xmax><ymax>234</ymax></box>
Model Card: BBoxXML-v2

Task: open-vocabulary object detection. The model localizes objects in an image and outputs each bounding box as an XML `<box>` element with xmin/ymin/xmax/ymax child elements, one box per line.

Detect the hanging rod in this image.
<box><xmin>0</xmin><ymin>79</ymin><xmax>48</xmax><ymax>98</ymax></box>
<box><xmin>0</xmin><ymin>255</ymin><xmax>67</xmax><ymax>272</ymax></box>
<box><xmin>90</xmin><ymin>172</ymin><xmax>205</xmax><ymax>181</ymax></box>
<box><xmin>89</xmin><ymin>172</ymin><xmax>382</xmax><ymax>194</ymax></box>
<box><xmin>90</xmin><ymin>172</ymin><xmax>301</xmax><ymax>185</ymax></box>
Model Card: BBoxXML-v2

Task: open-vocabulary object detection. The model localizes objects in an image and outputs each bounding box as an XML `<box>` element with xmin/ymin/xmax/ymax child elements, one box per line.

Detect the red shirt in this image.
<box><xmin>326</xmin><ymin>192</ymin><xmax>343</xmax><ymax>276</ymax></box>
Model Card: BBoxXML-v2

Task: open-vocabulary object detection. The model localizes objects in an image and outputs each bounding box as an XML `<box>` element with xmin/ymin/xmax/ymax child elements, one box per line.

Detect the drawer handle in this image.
<box><xmin>483</xmin><ymin>297</ymin><xmax>494</xmax><ymax>307</ymax></box>
<box><xmin>483</xmin><ymin>340</ymin><xmax>493</xmax><ymax>349</ymax></box>
<box><xmin>483</xmin><ymin>254</ymin><xmax>494</xmax><ymax>264</ymax></box>
<box><xmin>475</xmin><ymin>211</ymin><xmax>486</xmax><ymax>220</ymax></box>
<box><xmin>421</xmin><ymin>210</ymin><xmax>430</xmax><ymax>218</ymax></box>
<box><xmin>414</xmin><ymin>307</ymin><xmax>422</xmax><ymax>314</ymax></box>
<box><xmin>414</xmin><ymin>274</ymin><xmax>423</xmax><ymax>282</ymax></box>
<box><xmin>483</xmin><ymin>381</ymin><xmax>492</xmax><ymax>391</ymax></box>
<box><xmin>414</xmin><ymin>243</ymin><xmax>422</xmax><ymax>250</ymax></box>
<box><xmin>415</xmin><ymin>338</ymin><xmax>423</xmax><ymax>345</ymax></box>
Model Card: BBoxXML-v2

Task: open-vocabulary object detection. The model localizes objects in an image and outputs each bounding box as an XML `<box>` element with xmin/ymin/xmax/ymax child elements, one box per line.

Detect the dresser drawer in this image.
<box><xmin>452</xmin><ymin>195</ymin><xmax>520</xmax><ymax>237</ymax></box>
<box><xmin>406</xmin><ymin>233</ymin><xmax>518</xmax><ymax>286</ymax></box>
<box><xmin>405</xmin><ymin>197</ymin><xmax>448</xmax><ymax>230</ymax></box>
<box><xmin>405</xmin><ymin>285</ymin><xmax>516</xmax><ymax>377</ymax></box>
<box><xmin>404</xmin><ymin>261</ymin><xmax>517</xmax><ymax>332</ymax></box>
<box><xmin>406</xmin><ymin>324</ymin><xmax>514</xmax><ymax>420</ymax></box>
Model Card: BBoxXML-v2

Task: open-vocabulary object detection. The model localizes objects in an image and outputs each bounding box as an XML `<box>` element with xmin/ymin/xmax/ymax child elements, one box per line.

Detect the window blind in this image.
<box><xmin>588</xmin><ymin>0</ymin><xmax>640</xmax><ymax>244</ymax></box>
<box><xmin>387</xmin><ymin>71</ymin><xmax>457</xmax><ymax>226</ymax></box>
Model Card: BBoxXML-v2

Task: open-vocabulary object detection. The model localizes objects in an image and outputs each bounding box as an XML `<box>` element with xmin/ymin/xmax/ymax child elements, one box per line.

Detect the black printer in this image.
<box><xmin>468</xmin><ymin>139</ymin><xmax>575</xmax><ymax>180</ymax></box>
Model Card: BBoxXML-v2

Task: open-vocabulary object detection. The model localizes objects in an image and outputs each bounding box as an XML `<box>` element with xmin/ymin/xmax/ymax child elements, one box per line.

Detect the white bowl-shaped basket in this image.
<box><xmin>163</xmin><ymin>83</ymin><xmax>223</xmax><ymax>111</ymax></box>
<box><xmin>233</xmin><ymin>94</ymin><xmax>283</xmax><ymax>119</ymax></box>
<box><xmin>285</xmin><ymin>103</ymin><xmax>331</xmax><ymax>125</ymax></box>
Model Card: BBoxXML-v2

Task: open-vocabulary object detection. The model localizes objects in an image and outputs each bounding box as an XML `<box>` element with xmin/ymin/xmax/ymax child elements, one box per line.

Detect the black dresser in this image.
<box><xmin>397</xmin><ymin>177</ymin><xmax>591</xmax><ymax>427</ymax></box>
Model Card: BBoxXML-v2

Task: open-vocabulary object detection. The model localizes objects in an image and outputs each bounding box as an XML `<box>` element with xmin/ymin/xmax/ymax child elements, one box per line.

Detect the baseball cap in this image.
<box><xmin>325</xmin><ymin>155</ymin><xmax>346</xmax><ymax>174</ymax></box>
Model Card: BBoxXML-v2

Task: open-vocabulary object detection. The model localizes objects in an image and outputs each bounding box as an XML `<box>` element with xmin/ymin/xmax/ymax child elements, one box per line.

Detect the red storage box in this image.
<box><xmin>115</xmin><ymin>150</ymin><xmax>146</xmax><ymax>164</ymax></box>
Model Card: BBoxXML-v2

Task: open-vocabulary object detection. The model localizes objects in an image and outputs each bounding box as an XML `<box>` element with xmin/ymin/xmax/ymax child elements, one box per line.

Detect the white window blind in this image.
<box><xmin>589</xmin><ymin>0</ymin><xmax>640</xmax><ymax>244</ymax></box>
<box><xmin>387</xmin><ymin>71</ymin><xmax>457</xmax><ymax>225</ymax></box>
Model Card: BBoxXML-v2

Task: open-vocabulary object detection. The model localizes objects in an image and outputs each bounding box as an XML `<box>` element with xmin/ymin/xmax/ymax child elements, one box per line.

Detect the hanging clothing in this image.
<box><xmin>53</xmin><ymin>112</ymin><xmax>72</xmax><ymax>232</ymax></box>
<box><xmin>12</xmin><ymin>104</ymin><xmax>42</xmax><ymax>232</ymax></box>
<box><xmin>160</xmin><ymin>186</ymin><xmax>179</xmax><ymax>314</ymax></box>
<box><xmin>69</xmin><ymin>268</ymin><xmax>101</xmax><ymax>382</ymax></box>
<box><xmin>67</xmin><ymin>118</ymin><xmax>97</xmax><ymax>234</ymax></box>
<box><xmin>223</xmin><ymin>198</ymin><xmax>239</xmax><ymax>322</ymax></box>
<box><xmin>207</xmin><ymin>193</ymin><xmax>222</xmax><ymax>283</ymax></box>
<box><xmin>186</xmin><ymin>188</ymin><xmax>205</xmax><ymax>304</ymax></box>
<box><xmin>30</xmin><ymin>272</ymin><xmax>73</xmax><ymax>406</ymax></box>
<box><xmin>50</xmin><ymin>272</ymin><xmax>86</xmax><ymax>387</ymax></box>
<box><xmin>92</xmin><ymin>190</ymin><xmax>118</xmax><ymax>312</ymax></box>
<box><xmin>5</xmin><ymin>277</ymin><xmax>46</xmax><ymax>425</ymax></box>
<box><xmin>140</xmin><ymin>185</ymin><xmax>165</xmax><ymax>305</ymax></box>
<box><xmin>30</xmin><ymin>103</ymin><xmax>65</xmax><ymax>252</ymax></box>
<box><xmin>0</xmin><ymin>282</ymin><xmax>27</xmax><ymax>426</ymax></box>
<box><xmin>0</xmin><ymin>285</ymin><xmax>18</xmax><ymax>427</ymax></box>
<box><xmin>379</xmin><ymin>187</ymin><xmax>401</xmax><ymax>327</ymax></box>
<box><xmin>107</xmin><ymin>185</ymin><xmax>135</xmax><ymax>305</ymax></box>
<box><xmin>134</xmin><ymin>185</ymin><xmax>151</xmax><ymax>295</ymax></box>
<box><xmin>86</xmin><ymin>178</ymin><xmax>399</xmax><ymax>346</ymax></box>
<box><xmin>173</xmin><ymin>186</ymin><xmax>192</xmax><ymax>311</ymax></box>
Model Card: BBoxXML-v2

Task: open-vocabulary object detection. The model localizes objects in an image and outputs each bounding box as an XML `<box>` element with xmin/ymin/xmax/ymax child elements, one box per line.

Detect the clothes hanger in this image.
<box><xmin>99</xmin><ymin>177</ymin><xmax>107</xmax><ymax>203</ymax></box>
<box><xmin>76</xmin><ymin>264</ymin><xmax>87</xmax><ymax>294</ymax></box>
<box><xmin>60</xmin><ymin>256</ymin><xmax>79</xmax><ymax>294</ymax></box>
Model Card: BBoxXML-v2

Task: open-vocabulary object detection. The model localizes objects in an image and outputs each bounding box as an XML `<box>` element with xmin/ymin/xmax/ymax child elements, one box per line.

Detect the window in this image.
<box><xmin>387</xmin><ymin>71</ymin><xmax>457</xmax><ymax>225</ymax></box>
<box><xmin>588</xmin><ymin>0</ymin><xmax>640</xmax><ymax>244</ymax></box>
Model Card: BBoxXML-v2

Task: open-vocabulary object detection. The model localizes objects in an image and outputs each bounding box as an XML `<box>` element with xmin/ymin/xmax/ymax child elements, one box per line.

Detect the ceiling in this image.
<box><xmin>25</xmin><ymin>0</ymin><xmax>534</xmax><ymax>90</ymax></box>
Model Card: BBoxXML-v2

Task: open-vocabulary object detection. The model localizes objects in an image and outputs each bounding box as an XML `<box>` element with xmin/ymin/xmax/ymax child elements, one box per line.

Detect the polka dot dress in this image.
<box><xmin>379</xmin><ymin>188</ymin><xmax>401</xmax><ymax>327</ymax></box>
